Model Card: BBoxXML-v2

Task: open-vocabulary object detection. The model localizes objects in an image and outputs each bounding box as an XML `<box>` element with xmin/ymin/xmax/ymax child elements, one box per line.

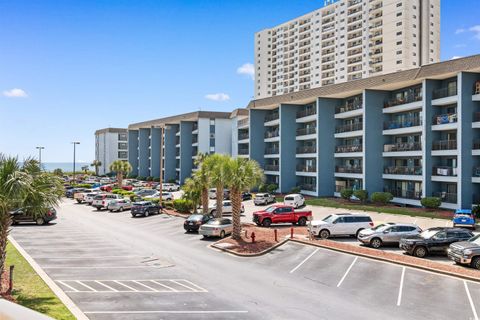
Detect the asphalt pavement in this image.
<box><xmin>9</xmin><ymin>199</ymin><xmax>480</xmax><ymax>320</ymax></box>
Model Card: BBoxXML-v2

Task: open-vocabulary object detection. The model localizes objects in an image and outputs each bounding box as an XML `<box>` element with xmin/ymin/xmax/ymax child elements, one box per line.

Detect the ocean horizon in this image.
<box><xmin>40</xmin><ymin>162</ymin><xmax>91</xmax><ymax>173</ymax></box>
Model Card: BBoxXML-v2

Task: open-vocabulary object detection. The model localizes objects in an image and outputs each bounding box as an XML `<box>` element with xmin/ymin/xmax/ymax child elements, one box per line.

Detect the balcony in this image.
<box><xmin>296</xmin><ymin>108</ymin><xmax>316</xmax><ymax>119</ymax></box>
<box><xmin>474</xmin><ymin>139</ymin><xmax>480</xmax><ymax>150</ymax></box>
<box><xmin>432</xmin><ymin>113</ymin><xmax>457</xmax><ymax>125</ymax></box>
<box><xmin>238</xmin><ymin>118</ymin><xmax>249</xmax><ymax>128</ymax></box>
<box><xmin>238</xmin><ymin>148</ymin><xmax>249</xmax><ymax>155</ymax></box>
<box><xmin>335</xmin><ymin>144</ymin><xmax>363</xmax><ymax>153</ymax></box>
<box><xmin>296</xmin><ymin>164</ymin><xmax>317</xmax><ymax>173</ymax></box>
<box><xmin>335</xmin><ymin>166</ymin><xmax>363</xmax><ymax>174</ymax></box>
<box><xmin>265</xmin><ymin>147</ymin><xmax>280</xmax><ymax>155</ymax></box>
<box><xmin>300</xmin><ymin>184</ymin><xmax>316</xmax><ymax>192</ymax></box>
<box><xmin>296</xmin><ymin>146</ymin><xmax>316</xmax><ymax>154</ymax></box>
<box><xmin>474</xmin><ymin>112</ymin><xmax>480</xmax><ymax>122</ymax></box>
<box><xmin>433</xmin><ymin>86</ymin><xmax>457</xmax><ymax>100</ymax></box>
<box><xmin>384</xmin><ymin>118</ymin><xmax>421</xmax><ymax>130</ymax></box>
<box><xmin>384</xmin><ymin>166</ymin><xmax>422</xmax><ymax>175</ymax></box>
<box><xmin>384</xmin><ymin>142</ymin><xmax>422</xmax><ymax>152</ymax></box>
<box><xmin>335</xmin><ymin>122</ymin><xmax>363</xmax><ymax>134</ymax></box>
<box><xmin>296</xmin><ymin>127</ymin><xmax>316</xmax><ymax>136</ymax></box>
<box><xmin>432</xmin><ymin>192</ymin><xmax>457</xmax><ymax>204</ymax></box>
<box><xmin>265</xmin><ymin>112</ymin><xmax>280</xmax><ymax>123</ymax></box>
<box><xmin>384</xmin><ymin>188</ymin><xmax>422</xmax><ymax>200</ymax></box>
<box><xmin>192</xmin><ymin>136</ymin><xmax>198</xmax><ymax>144</ymax></box>
<box><xmin>384</xmin><ymin>93</ymin><xmax>422</xmax><ymax>109</ymax></box>
<box><xmin>335</xmin><ymin>101</ymin><xmax>363</xmax><ymax>114</ymax></box>
<box><xmin>264</xmin><ymin>165</ymin><xmax>279</xmax><ymax>172</ymax></box>
<box><xmin>192</xmin><ymin>123</ymin><xmax>198</xmax><ymax>132</ymax></box>
<box><xmin>264</xmin><ymin>130</ymin><xmax>280</xmax><ymax>139</ymax></box>
<box><xmin>432</xmin><ymin>140</ymin><xmax>457</xmax><ymax>151</ymax></box>
<box><xmin>432</xmin><ymin>166</ymin><xmax>457</xmax><ymax>177</ymax></box>
<box><xmin>238</xmin><ymin>132</ymin><xmax>249</xmax><ymax>140</ymax></box>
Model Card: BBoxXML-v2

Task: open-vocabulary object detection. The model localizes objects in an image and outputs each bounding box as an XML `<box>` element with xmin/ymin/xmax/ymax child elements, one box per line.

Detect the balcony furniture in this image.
<box><xmin>475</xmin><ymin>81</ymin><xmax>480</xmax><ymax>95</ymax></box>
<box><xmin>433</xmin><ymin>113</ymin><xmax>457</xmax><ymax>125</ymax></box>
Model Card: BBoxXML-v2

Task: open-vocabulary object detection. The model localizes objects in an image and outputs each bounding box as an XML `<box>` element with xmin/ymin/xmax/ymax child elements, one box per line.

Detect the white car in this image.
<box><xmin>85</xmin><ymin>192</ymin><xmax>101</xmax><ymax>205</ymax></box>
<box><xmin>135</xmin><ymin>189</ymin><xmax>158</xmax><ymax>197</ymax></box>
<box><xmin>283</xmin><ymin>194</ymin><xmax>305</xmax><ymax>208</ymax></box>
<box><xmin>199</xmin><ymin>218</ymin><xmax>233</xmax><ymax>238</ymax></box>
<box><xmin>161</xmin><ymin>192</ymin><xmax>174</xmax><ymax>201</ymax></box>
<box><xmin>310</xmin><ymin>213</ymin><xmax>374</xmax><ymax>239</ymax></box>
<box><xmin>160</xmin><ymin>183</ymin><xmax>180</xmax><ymax>192</ymax></box>
<box><xmin>254</xmin><ymin>193</ymin><xmax>276</xmax><ymax>205</ymax></box>
<box><xmin>143</xmin><ymin>191</ymin><xmax>161</xmax><ymax>200</ymax></box>
<box><xmin>92</xmin><ymin>194</ymin><xmax>123</xmax><ymax>211</ymax></box>
<box><xmin>208</xmin><ymin>200</ymin><xmax>244</xmax><ymax>215</ymax></box>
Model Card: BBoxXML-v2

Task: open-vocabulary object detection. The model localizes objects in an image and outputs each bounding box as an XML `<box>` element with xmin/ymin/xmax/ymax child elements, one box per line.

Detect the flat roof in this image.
<box><xmin>128</xmin><ymin>111</ymin><xmax>231</xmax><ymax>130</ymax></box>
<box><xmin>94</xmin><ymin>128</ymin><xmax>127</xmax><ymax>135</ymax></box>
<box><xmin>247</xmin><ymin>54</ymin><xmax>480</xmax><ymax>110</ymax></box>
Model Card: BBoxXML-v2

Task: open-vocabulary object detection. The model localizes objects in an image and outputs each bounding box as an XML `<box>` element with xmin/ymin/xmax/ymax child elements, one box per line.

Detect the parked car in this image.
<box><xmin>143</xmin><ymin>191</ymin><xmax>160</xmax><ymax>200</ymax></box>
<box><xmin>135</xmin><ymin>189</ymin><xmax>157</xmax><ymax>197</ymax></box>
<box><xmin>253</xmin><ymin>193</ymin><xmax>276</xmax><ymax>205</ymax></box>
<box><xmin>241</xmin><ymin>192</ymin><xmax>252</xmax><ymax>201</ymax></box>
<box><xmin>65</xmin><ymin>188</ymin><xmax>89</xmax><ymax>198</ymax></box>
<box><xmin>131</xmin><ymin>201</ymin><xmax>162</xmax><ymax>217</ymax></box>
<box><xmin>73</xmin><ymin>189</ymin><xmax>96</xmax><ymax>203</ymax></box>
<box><xmin>160</xmin><ymin>183</ymin><xmax>180</xmax><ymax>192</ymax></box>
<box><xmin>100</xmin><ymin>184</ymin><xmax>114</xmax><ymax>192</ymax></box>
<box><xmin>107</xmin><ymin>199</ymin><xmax>133</xmax><ymax>212</ymax></box>
<box><xmin>357</xmin><ymin>223</ymin><xmax>422</xmax><ymax>248</ymax></box>
<box><xmin>399</xmin><ymin>227</ymin><xmax>474</xmax><ymax>258</ymax></box>
<box><xmin>283</xmin><ymin>194</ymin><xmax>305</xmax><ymax>208</ymax></box>
<box><xmin>199</xmin><ymin>218</ymin><xmax>233</xmax><ymax>238</ymax></box>
<box><xmin>452</xmin><ymin>209</ymin><xmax>476</xmax><ymax>230</ymax></box>
<box><xmin>92</xmin><ymin>194</ymin><xmax>122</xmax><ymax>211</ymax></box>
<box><xmin>208</xmin><ymin>200</ymin><xmax>244</xmax><ymax>215</ymax></box>
<box><xmin>184</xmin><ymin>214</ymin><xmax>214</xmax><ymax>232</ymax></box>
<box><xmin>84</xmin><ymin>192</ymin><xmax>101</xmax><ymax>205</ymax></box>
<box><xmin>253</xmin><ymin>204</ymin><xmax>312</xmax><ymax>227</ymax></box>
<box><xmin>448</xmin><ymin>234</ymin><xmax>480</xmax><ymax>270</ymax></box>
<box><xmin>208</xmin><ymin>188</ymin><xmax>230</xmax><ymax>199</ymax></box>
<box><xmin>10</xmin><ymin>208</ymin><xmax>57</xmax><ymax>225</ymax></box>
<box><xmin>310</xmin><ymin>213</ymin><xmax>374</xmax><ymax>239</ymax></box>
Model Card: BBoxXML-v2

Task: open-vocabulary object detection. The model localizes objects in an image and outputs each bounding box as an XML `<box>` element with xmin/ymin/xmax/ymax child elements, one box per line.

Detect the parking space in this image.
<box><xmin>253</xmin><ymin>242</ymin><xmax>479</xmax><ymax>320</ymax></box>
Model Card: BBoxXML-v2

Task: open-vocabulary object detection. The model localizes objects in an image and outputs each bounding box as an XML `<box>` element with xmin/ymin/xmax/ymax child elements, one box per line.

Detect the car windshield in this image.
<box><xmin>188</xmin><ymin>215</ymin><xmax>203</xmax><ymax>221</ymax></box>
<box><xmin>420</xmin><ymin>229</ymin><xmax>438</xmax><ymax>239</ymax></box>
<box><xmin>206</xmin><ymin>219</ymin><xmax>222</xmax><ymax>225</ymax></box>
<box><xmin>371</xmin><ymin>223</ymin><xmax>394</xmax><ymax>231</ymax></box>
<box><xmin>285</xmin><ymin>197</ymin><xmax>294</xmax><ymax>201</ymax></box>
<box><xmin>322</xmin><ymin>215</ymin><xmax>337</xmax><ymax>223</ymax></box>
<box><xmin>469</xmin><ymin>234</ymin><xmax>480</xmax><ymax>245</ymax></box>
<box><xmin>264</xmin><ymin>206</ymin><xmax>277</xmax><ymax>213</ymax></box>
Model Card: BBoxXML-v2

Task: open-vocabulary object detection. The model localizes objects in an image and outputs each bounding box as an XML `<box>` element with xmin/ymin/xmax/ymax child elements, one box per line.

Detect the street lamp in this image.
<box><xmin>36</xmin><ymin>146</ymin><xmax>45</xmax><ymax>168</ymax></box>
<box><xmin>71</xmin><ymin>142</ymin><xmax>80</xmax><ymax>183</ymax></box>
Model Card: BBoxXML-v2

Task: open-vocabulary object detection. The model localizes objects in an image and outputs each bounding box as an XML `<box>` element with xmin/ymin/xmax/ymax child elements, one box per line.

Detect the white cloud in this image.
<box><xmin>454</xmin><ymin>44</ymin><xmax>466</xmax><ymax>48</ymax></box>
<box><xmin>450</xmin><ymin>56</ymin><xmax>463</xmax><ymax>60</ymax></box>
<box><xmin>470</xmin><ymin>25</ymin><xmax>480</xmax><ymax>40</ymax></box>
<box><xmin>455</xmin><ymin>28</ymin><xmax>466</xmax><ymax>34</ymax></box>
<box><xmin>237</xmin><ymin>63</ymin><xmax>255</xmax><ymax>80</ymax></box>
<box><xmin>3</xmin><ymin>88</ymin><xmax>28</xmax><ymax>98</ymax></box>
<box><xmin>205</xmin><ymin>93</ymin><xmax>230</xmax><ymax>102</ymax></box>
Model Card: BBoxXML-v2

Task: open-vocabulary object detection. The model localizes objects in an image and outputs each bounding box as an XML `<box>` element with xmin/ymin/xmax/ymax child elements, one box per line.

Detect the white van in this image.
<box><xmin>283</xmin><ymin>194</ymin><xmax>305</xmax><ymax>208</ymax></box>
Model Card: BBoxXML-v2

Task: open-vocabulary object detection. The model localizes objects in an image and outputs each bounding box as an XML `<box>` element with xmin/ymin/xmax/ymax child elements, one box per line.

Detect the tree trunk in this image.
<box><xmin>201</xmin><ymin>188</ymin><xmax>209</xmax><ymax>214</ymax></box>
<box><xmin>215</xmin><ymin>183</ymin><xmax>223</xmax><ymax>218</ymax></box>
<box><xmin>118</xmin><ymin>172</ymin><xmax>124</xmax><ymax>188</ymax></box>
<box><xmin>0</xmin><ymin>206</ymin><xmax>11</xmax><ymax>291</ymax></box>
<box><xmin>231</xmin><ymin>188</ymin><xmax>242</xmax><ymax>240</ymax></box>
<box><xmin>95</xmin><ymin>166</ymin><xmax>99</xmax><ymax>176</ymax></box>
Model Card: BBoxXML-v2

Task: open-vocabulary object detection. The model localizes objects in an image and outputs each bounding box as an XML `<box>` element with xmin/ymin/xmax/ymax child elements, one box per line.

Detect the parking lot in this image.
<box><xmin>9</xmin><ymin>199</ymin><xmax>480</xmax><ymax>320</ymax></box>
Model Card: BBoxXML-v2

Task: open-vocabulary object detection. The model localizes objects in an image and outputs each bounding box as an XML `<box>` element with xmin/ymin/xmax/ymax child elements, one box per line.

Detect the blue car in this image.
<box><xmin>452</xmin><ymin>209</ymin><xmax>476</xmax><ymax>230</ymax></box>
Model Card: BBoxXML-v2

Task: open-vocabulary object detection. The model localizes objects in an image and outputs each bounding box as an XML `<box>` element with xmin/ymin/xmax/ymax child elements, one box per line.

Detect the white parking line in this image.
<box><xmin>397</xmin><ymin>267</ymin><xmax>406</xmax><ymax>306</ymax></box>
<box><xmin>94</xmin><ymin>281</ymin><xmax>118</xmax><ymax>292</ymax></box>
<box><xmin>337</xmin><ymin>257</ymin><xmax>358</xmax><ymax>288</ymax></box>
<box><xmin>464</xmin><ymin>281</ymin><xmax>479</xmax><ymax>320</ymax></box>
<box><xmin>289</xmin><ymin>248</ymin><xmax>319</xmax><ymax>274</ymax></box>
<box><xmin>170</xmin><ymin>280</ymin><xmax>198</xmax><ymax>291</ymax></box>
<box><xmin>113</xmin><ymin>280</ymin><xmax>139</xmax><ymax>292</ymax></box>
<box><xmin>57</xmin><ymin>280</ymin><xmax>79</xmax><ymax>292</ymax></box>
<box><xmin>75</xmin><ymin>281</ymin><xmax>97</xmax><ymax>292</ymax></box>
<box><xmin>180</xmin><ymin>279</ymin><xmax>208</xmax><ymax>292</ymax></box>
<box><xmin>151</xmin><ymin>280</ymin><xmax>178</xmax><ymax>292</ymax></box>
<box><xmin>132</xmin><ymin>281</ymin><xmax>158</xmax><ymax>292</ymax></box>
<box><xmin>84</xmin><ymin>310</ymin><xmax>249</xmax><ymax>315</ymax></box>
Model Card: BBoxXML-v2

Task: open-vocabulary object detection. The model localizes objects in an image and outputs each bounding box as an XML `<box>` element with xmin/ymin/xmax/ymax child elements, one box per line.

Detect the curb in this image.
<box><xmin>211</xmin><ymin>238</ymin><xmax>289</xmax><ymax>257</ymax></box>
<box><xmin>8</xmin><ymin>236</ymin><xmax>89</xmax><ymax>320</ymax></box>
<box><xmin>290</xmin><ymin>238</ymin><xmax>480</xmax><ymax>283</ymax></box>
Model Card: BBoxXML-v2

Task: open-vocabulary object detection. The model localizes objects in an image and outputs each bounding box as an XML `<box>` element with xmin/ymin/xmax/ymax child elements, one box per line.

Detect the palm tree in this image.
<box><xmin>182</xmin><ymin>177</ymin><xmax>202</xmax><ymax>213</ymax></box>
<box><xmin>225</xmin><ymin>157</ymin><xmax>264</xmax><ymax>240</ymax></box>
<box><xmin>91</xmin><ymin>160</ymin><xmax>102</xmax><ymax>176</ymax></box>
<box><xmin>0</xmin><ymin>156</ymin><xmax>63</xmax><ymax>286</ymax></box>
<box><xmin>203</xmin><ymin>154</ymin><xmax>229</xmax><ymax>218</ymax></box>
<box><xmin>109</xmin><ymin>160</ymin><xmax>132</xmax><ymax>188</ymax></box>
<box><xmin>193</xmin><ymin>153</ymin><xmax>210</xmax><ymax>214</ymax></box>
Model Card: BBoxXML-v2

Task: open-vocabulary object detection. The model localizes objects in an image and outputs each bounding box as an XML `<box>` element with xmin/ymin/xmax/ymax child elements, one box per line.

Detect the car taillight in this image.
<box><xmin>369</xmin><ymin>222</ymin><xmax>374</xmax><ymax>227</ymax></box>
<box><xmin>214</xmin><ymin>228</ymin><xmax>219</xmax><ymax>231</ymax></box>
<box><xmin>102</xmin><ymin>201</ymin><xmax>105</xmax><ymax>205</ymax></box>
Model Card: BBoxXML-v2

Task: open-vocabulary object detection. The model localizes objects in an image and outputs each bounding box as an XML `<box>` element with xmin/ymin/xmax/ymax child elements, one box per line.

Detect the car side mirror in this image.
<box><xmin>332</xmin><ymin>220</ymin><xmax>337</xmax><ymax>224</ymax></box>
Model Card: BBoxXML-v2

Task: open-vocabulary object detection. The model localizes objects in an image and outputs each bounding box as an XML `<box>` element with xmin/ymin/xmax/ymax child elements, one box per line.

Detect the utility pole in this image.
<box><xmin>159</xmin><ymin>125</ymin><xmax>165</xmax><ymax>203</ymax></box>
<box><xmin>36</xmin><ymin>146</ymin><xmax>45</xmax><ymax>168</ymax></box>
<box><xmin>71</xmin><ymin>142</ymin><xmax>80</xmax><ymax>183</ymax></box>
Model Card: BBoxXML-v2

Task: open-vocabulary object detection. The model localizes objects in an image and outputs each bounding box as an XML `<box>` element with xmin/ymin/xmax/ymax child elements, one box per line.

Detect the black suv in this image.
<box><xmin>11</xmin><ymin>208</ymin><xmax>57</xmax><ymax>225</ymax></box>
<box><xmin>131</xmin><ymin>201</ymin><xmax>162</xmax><ymax>217</ymax></box>
<box><xmin>399</xmin><ymin>227</ymin><xmax>474</xmax><ymax>258</ymax></box>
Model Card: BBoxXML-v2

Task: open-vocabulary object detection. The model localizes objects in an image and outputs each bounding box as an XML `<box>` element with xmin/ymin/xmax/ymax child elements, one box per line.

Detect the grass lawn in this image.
<box><xmin>5</xmin><ymin>242</ymin><xmax>75</xmax><ymax>320</ymax></box>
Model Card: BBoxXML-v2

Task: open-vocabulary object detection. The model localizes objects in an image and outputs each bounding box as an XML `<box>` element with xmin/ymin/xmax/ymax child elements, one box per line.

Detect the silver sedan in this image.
<box><xmin>107</xmin><ymin>199</ymin><xmax>132</xmax><ymax>212</ymax></box>
<box><xmin>199</xmin><ymin>218</ymin><xmax>233</xmax><ymax>239</ymax></box>
<box><xmin>357</xmin><ymin>223</ymin><xmax>421</xmax><ymax>248</ymax></box>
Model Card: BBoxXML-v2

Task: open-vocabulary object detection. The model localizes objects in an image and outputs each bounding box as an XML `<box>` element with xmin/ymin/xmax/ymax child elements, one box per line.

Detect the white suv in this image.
<box><xmin>310</xmin><ymin>213</ymin><xmax>374</xmax><ymax>239</ymax></box>
<box><xmin>284</xmin><ymin>194</ymin><xmax>305</xmax><ymax>208</ymax></box>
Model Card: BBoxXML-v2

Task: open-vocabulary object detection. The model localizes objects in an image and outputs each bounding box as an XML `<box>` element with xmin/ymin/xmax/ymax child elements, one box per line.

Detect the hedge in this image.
<box><xmin>267</xmin><ymin>184</ymin><xmax>278</xmax><ymax>194</ymax></box>
<box><xmin>353</xmin><ymin>189</ymin><xmax>368</xmax><ymax>203</ymax></box>
<box><xmin>421</xmin><ymin>197</ymin><xmax>442</xmax><ymax>209</ymax></box>
<box><xmin>340</xmin><ymin>188</ymin><xmax>353</xmax><ymax>200</ymax></box>
<box><xmin>371</xmin><ymin>192</ymin><xmax>393</xmax><ymax>205</ymax></box>
<box><xmin>173</xmin><ymin>199</ymin><xmax>193</xmax><ymax>213</ymax></box>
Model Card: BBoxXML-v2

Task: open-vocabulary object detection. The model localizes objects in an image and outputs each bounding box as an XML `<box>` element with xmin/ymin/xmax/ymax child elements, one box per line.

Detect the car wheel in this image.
<box><xmin>319</xmin><ymin>229</ymin><xmax>330</xmax><ymax>239</ymax></box>
<box><xmin>36</xmin><ymin>218</ymin><xmax>45</xmax><ymax>226</ymax></box>
<box><xmin>471</xmin><ymin>257</ymin><xmax>480</xmax><ymax>270</ymax></box>
<box><xmin>211</xmin><ymin>210</ymin><xmax>216</xmax><ymax>216</ymax></box>
<box><xmin>132</xmin><ymin>214</ymin><xmax>136</xmax><ymax>217</ymax></box>
<box><xmin>262</xmin><ymin>219</ymin><xmax>272</xmax><ymax>228</ymax></box>
<box><xmin>370</xmin><ymin>238</ymin><xmax>383</xmax><ymax>249</ymax></box>
<box><xmin>413</xmin><ymin>246</ymin><xmax>428</xmax><ymax>258</ymax></box>
<box><xmin>144</xmin><ymin>211</ymin><xmax>149</xmax><ymax>217</ymax></box>
<box><xmin>203</xmin><ymin>235</ymin><xmax>209</xmax><ymax>239</ymax></box>
<box><xmin>298</xmin><ymin>217</ymin><xmax>307</xmax><ymax>226</ymax></box>
<box><xmin>220</xmin><ymin>230</ymin><xmax>226</xmax><ymax>238</ymax></box>
<box><xmin>355</xmin><ymin>229</ymin><xmax>364</xmax><ymax>238</ymax></box>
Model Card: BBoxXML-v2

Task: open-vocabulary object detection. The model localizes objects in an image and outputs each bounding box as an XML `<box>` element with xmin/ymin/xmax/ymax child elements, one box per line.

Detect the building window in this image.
<box><xmin>118</xmin><ymin>151</ymin><xmax>128</xmax><ymax>159</ymax></box>
<box><xmin>118</xmin><ymin>142</ymin><xmax>128</xmax><ymax>150</ymax></box>
<box><xmin>118</xmin><ymin>133</ymin><xmax>127</xmax><ymax>141</ymax></box>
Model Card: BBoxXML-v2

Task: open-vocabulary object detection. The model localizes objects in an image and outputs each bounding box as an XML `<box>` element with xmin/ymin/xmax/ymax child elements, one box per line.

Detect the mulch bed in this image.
<box><xmin>163</xmin><ymin>208</ymin><xmax>189</xmax><ymax>219</ymax></box>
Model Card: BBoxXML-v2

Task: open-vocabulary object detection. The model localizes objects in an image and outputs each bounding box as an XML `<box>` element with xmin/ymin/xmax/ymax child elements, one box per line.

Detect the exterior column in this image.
<box><xmin>279</xmin><ymin>104</ymin><xmax>297</xmax><ymax>193</ymax></box>
<box><xmin>128</xmin><ymin>130</ymin><xmax>139</xmax><ymax>177</ymax></box>
<box><xmin>150</xmin><ymin>127</ymin><xmax>161</xmax><ymax>178</ymax></box>
<box><xmin>179</xmin><ymin>121</ymin><xmax>193</xmax><ymax>184</ymax></box>
<box><xmin>249</xmin><ymin>109</ymin><xmax>268</xmax><ymax>168</ymax></box>
<box><xmin>138</xmin><ymin>128</ymin><xmax>150</xmax><ymax>178</ymax></box>
<box><xmin>422</xmin><ymin>79</ymin><xmax>435</xmax><ymax>200</ymax></box>
<box><xmin>164</xmin><ymin>125</ymin><xmax>177</xmax><ymax>182</ymax></box>
<box><xmin>317</xmin><ymin>98</ymin><xmax>336</xmax><ymax>197</ymax></box>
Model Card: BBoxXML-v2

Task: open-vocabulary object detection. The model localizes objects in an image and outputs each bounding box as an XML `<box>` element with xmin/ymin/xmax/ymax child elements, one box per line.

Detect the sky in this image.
<box><xmin>0</xmin><ymin>0</ymin><xmax>479</xmax><ymax>163</ymax></box>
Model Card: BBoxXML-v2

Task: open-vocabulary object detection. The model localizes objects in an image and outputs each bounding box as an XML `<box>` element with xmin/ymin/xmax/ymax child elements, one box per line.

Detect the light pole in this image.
<box><xmin>36</xmin><ymin>146</ymin><xmax>45</xmax><ymax>168</ymax></box>
<box><xmin>71</xmin><ymin>142</ymin><xmax>80</xmax><ymax>183</ymax></box>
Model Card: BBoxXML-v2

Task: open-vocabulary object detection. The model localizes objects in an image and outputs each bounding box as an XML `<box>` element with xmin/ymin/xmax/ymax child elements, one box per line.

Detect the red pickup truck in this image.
<box><xmin>253</xmin><ymin>204</ymin><xmax>313</xmax><ymax>227</ymax></box>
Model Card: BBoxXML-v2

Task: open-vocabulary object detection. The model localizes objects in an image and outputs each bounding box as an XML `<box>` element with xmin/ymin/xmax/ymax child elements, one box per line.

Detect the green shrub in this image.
<box><xmin>420</xmin><ymin>197</ymin><xmax>441</xmax><ymax>209</ymax></box>
<box><xmin>290</xmin><ymin>187</ymin><xmax>301</xmax><ymax>194</ymax></box>
<box><xmin>137</xmin><ymin>176</ymin><xmax>146</xmax><ymax>181</ymax></box>
<box><xmin>173</xmin><ymin>199</ymin><xmax>193</xmax><ymax>213</ymax></box>
<box><xmin>127</xmin><ymin>174</ymin><xmax>137</xmax><ymax>179</ymax></box>
<box><xmin>167</xmin><ymin>179</ymin><xmax>176</xmax><ymax>184</ymax></box>
<box><xmin>153</xmin><ymin>177</ymin><xmax>160</xmax><ymax>182</ymax></box>
<box><xmin>150</xmin><ymin>198</ymin><xmax>160</xmax><ymax>204</ymax></box>
<box><xmin>111</xmin><ymin>189</ymin><xmax>122</xmax><ymax>194</ymax></box>
<box><xmin>146</xmin><ymin>176</ymin><xmax>153</xmax><ymax>181</ymax></box>
<box><xmin>258</xmin><ymin>184</ymin><xmax>267</xmax><ymax>193</ymax></box>
<box><xmin>473</xmin><ymin>205</ymin><xmax>480</xmax><ymax>219</ymax></box>
<box><xmin>163</xmin><ymin>201</ymin><xmax>174</xmax><ymax>210</ymax></box>
<box><xmin>340</xmin><ymin>188</ymin><xmax>353</xmax><ymax>200</ymax></box>
<box><xmin>72</xmin><ymin>183</ymin><xmax>93</xmax><ymax>189</ymax></box>
<box><xmin>267</xmin><ymin>184</ymin><xmax>278</xmax><ymax>194</ymax></box>
<box><xmin>353</xmin><ymin>189</ymin><xmax>368</xmax><ymax>203</ymax></box>
<box><xmin>371</xmin><ymin>192</ymin><xmax>393</xmax><ymax>205</ymax></box>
